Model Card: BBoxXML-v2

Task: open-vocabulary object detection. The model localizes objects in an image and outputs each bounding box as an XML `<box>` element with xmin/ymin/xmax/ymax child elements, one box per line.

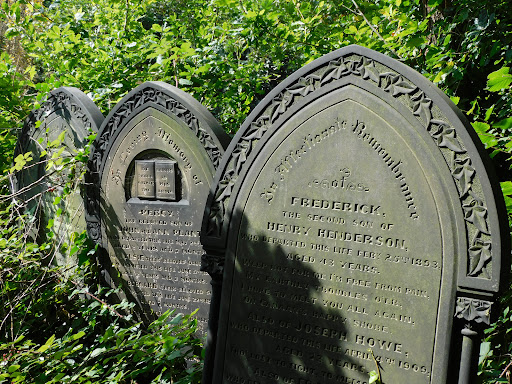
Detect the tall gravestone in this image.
<box><xmin>200</xmin><ymin>45</ymin><xmax>509</xmax><ymax>383</ymax></box>
<box><xmin>13</xmin><ymin>87</ymin><xmax>103</xmax><ymax>267</ymax></box>
<box><xmin>85</xmin><ymin>82</ymin><xmax>230</xmax><ymax>332</ymax></box>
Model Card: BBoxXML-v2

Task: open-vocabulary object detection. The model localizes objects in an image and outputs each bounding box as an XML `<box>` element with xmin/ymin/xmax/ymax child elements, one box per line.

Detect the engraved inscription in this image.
<box><xmin>352</xmin><ymin>120</ymin><xmax>418</xmax><ymax>220</ymax></box>
<box><xmin>136</xmin><ymin>160</ymin><xmax>156</xmax><ymax>199</ymax></box>
<box><xmin>155</xmin><ymin>160</ymin><xmax>177</xmax><ymax>201</ymax></box>
<box><xmin>221</xmin><ymin>101</ymin><xmax>442</xmax><ymax>383</ymax></box>
<box><xmin>102</xmin><ymin>113</ymin><xmax>216</xmax><ymax>334</ymax></box>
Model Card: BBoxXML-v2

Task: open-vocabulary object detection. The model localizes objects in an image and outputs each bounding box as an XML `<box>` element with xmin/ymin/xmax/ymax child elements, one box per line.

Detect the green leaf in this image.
<box><xmin>472</xmin><ymin>121</ymin><xmax>490</xmax><ymax>134</ymax></box>
<box><xmin>369</xmin><ymin>370</ymin><xmax>380</xmax><ymax>384</ymax></box>
<box><xmin>74</xmin><ymin>10</ymin><xmax>84</xmax><ymax>22</ymax></box>
<box><xmin>346</xmin><ymin>25</ymin><xmax>358</xmax><ymax>35</ymax></box>
<box><xmin>89</xmin><ymin>347</ymin><xmax>106</xmax><ymax>358</ymax></box>
<box><xmin>450</xmin><ymin>96</ymin><xmax>460</xmax><ymax>105</ymax></box>
<box><xmin>485</xmin><ymin>105</ymin><xmax>494</xmax><ymax>121</ymax></box>
<box><xmin>246</xmin><ymin>10</ymin><xmax>257</xmax><ymax>18</ymax></box>
<box><xmin>479</xmin><ymin>341</ymin><xmax>491</xmax><ymax>365</ymax></box>
<box><xmin>504</xmin><ymin>196</ymin><xmax>512</xmax><ymax>211</ymax></box>
<box><xmin>37</xmin><ymin>334</ymin><xmax>56</xmax><ymax>353</ymax></box>
<box><xmin>7</xmin><ymin>365</ymin><xmax>20</xmax><ymax>373</ymax></box>
<box><xmin>405</xmin><ymin>36</ymin><xmax>427</xmax><ymax>48</ymax></box>
<box><xmin>487</xmin><ymin>67</ymin><xmax>512</xmax><ymax>92</ymax></box>
<box><xmin>501</xmin><ymin>181</ymin><xmax>512</xmax><ymax>196</ymax></box>
<box><xmin>70</xmin><ymin>331</ymin><xmax>85</xmax><ymax>341</ymax></box>
<box><xmin>427</xmin><ymin>0</ymin><xmax>443</xmax><ymax>8</ymax></box>
<box><xmin>494</xmin><ymin>117</ymin><xmax>512</xmax><ymax>130</ymax></box>
<box><xmin>178</xmin><ymin>78</ymin><xmax>193</xmax><ymax>85</ymax></box>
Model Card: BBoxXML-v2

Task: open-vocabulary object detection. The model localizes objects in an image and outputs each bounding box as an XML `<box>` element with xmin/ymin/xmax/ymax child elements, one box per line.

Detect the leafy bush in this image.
<box><xmin>0</xmin><ymin>132</ymin><xmax>202</xmax><ymax>383</ymax></box>
<box><xmin>0</xmin><ymin>0</ymin><xmax>511</xmax><ymax>382</ymax></box>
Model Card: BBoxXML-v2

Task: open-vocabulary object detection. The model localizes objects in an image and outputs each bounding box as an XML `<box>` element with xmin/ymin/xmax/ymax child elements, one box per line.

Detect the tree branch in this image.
<box><xmin>350</xmin><ymin>0</ymin><xmax>402</xmax><ymax>60</ymax></box>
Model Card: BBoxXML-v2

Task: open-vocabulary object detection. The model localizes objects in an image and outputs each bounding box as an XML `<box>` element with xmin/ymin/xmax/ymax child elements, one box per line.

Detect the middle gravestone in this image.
<box><xmin>85</xmin><ymin>82</ymin><xmax>230</xmax><ymax>332</ymax></box>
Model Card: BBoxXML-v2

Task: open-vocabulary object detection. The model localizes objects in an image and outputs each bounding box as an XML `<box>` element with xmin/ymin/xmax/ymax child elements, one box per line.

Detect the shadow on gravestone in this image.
<box><xmin>206</xmin><ymin>207</ymin><xmax>368</xmax><ymax>383</ymax></box>
<box><xmin>85</xmin><ymin>81</ymin><xmax>230</xmax><ymax>334</ymax></box>
<box><xmin>12</xmin><ymin>87</ymin><xmax>103</xmax><ymax>270</ymax></box>
<box><xmin>200</xmin><ymin>45</ymin><xmax>509</xmax><ymax>384</ymax></box>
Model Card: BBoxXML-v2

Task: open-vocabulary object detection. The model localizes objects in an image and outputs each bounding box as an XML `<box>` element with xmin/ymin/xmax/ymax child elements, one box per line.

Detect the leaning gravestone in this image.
<box><xmin>200</xmin><ymin>45</ymin><xmax>509</xmax><ymax>383</ymax></box>
<box><xmin>13</xmin><ymin>87</ymin><xmax>103</xmax><ymax>268</ymax></box>
<box><xmin>85</xmin><ymin>82</ymin><xmax>230</xmax><ymax>333</ymax></box>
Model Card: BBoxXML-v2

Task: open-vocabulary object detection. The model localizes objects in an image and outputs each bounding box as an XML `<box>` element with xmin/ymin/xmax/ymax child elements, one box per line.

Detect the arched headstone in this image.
<box><xmin>14</xmin><ymin>87</ymin><xmax>103</xmax><ymax>268</ymax></box>
<box><xmin>201</xmin><ymin>45</ymin><xmax>509</xmax><ymax>383</ymax></box>
<box><xmin>85</xmin><ymin>82</ymin><xmax>230</xmax><ymax>333</ymax></box>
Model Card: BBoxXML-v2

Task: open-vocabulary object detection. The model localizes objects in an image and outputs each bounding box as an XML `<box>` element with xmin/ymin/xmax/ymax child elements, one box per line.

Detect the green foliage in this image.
<box><xmin>0</xmin><ymin>140</ymin><xmax>202</xmax><ymax>382</ymax></box>
<box><xmin>0</xmin><ymin>306</ymin><xmax>202</xmax><ymax>383</ymax></box>
<box><xmin>0</xmin><ymin>0</ymin><xmax>511</xmax><ymax>382</ymax></box>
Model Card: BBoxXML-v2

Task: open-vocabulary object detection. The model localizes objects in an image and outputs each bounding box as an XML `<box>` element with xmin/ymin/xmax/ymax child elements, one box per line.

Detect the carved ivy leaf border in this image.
<box><xmin>206</xmin><ymin>54</ymin><xmax>492</xmax><ymax>280</ymax></box>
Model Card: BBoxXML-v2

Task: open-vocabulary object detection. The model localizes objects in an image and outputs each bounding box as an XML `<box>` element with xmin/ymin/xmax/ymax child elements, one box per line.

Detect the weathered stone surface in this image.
<box><xmin>13</xmin><ymin>87</ymin><xmax>103</xmax><ymax>268</ymax></box>
<box><xmin>201</xmin><ymin>45</ymin><xmax>509</xmax><ymax>383</ymax></box>
<box><xmin>85</xmin><ymin>82</ymin><xmax>230</xmax><ymax>333</ymax></box>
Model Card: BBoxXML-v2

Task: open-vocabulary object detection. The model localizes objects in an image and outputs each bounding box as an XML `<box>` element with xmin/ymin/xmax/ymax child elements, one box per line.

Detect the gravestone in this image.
<box><xmin>200</xmin><ymin>45</ymin><xmax>509</xmax><ymax>383</ymax></box>
<box><xmin>13</xmin><ymin>87</ymin><xmax>103</xmax><ymax>268</ymax></box>
<box><xmin>85</xmin><ymin>82</ymin><xmax>230</xmax><ymax>333</ymax></box>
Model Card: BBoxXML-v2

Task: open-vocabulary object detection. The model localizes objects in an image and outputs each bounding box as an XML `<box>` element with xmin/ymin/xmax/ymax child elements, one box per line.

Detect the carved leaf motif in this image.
<box><xmin>360</xmin><ymin>58</ymin><xmax>381</xmax><ymax>84</ymax></box>
<box><xmin>242</xmin><ymin>117</ymin><xmax>269</xmax><ymax>141</ymax></box>
<box><xmin>452</xmin><ymin>158</ymin><xmax>475</xmax><ymax>197</ymax></box>
<box><xmin>455</xmin><ymin>297</ymin><xmax>491</xmax><ymax>324</ymax></box>
<box><xmin>432</xmin><ymin>127</ymin><xmax>465</xmax><ymax>153</ymax></box>
<box><xmin>320</xmin><ymin>59</ymin><xmax>350</xmax><ymax>84</ymax></box>
<box><xmin>175</xmin><ymin>105</ymin><xmax>189</xmax><ymax>117</ymax></box>
<box><xmin>87</xmin><ymin>221</ymin><xmax>102</xmax><ymax>243</ymax></box>
<box><xmin>287</xmin><ymin>75</ymin><xmax>320</xmax><ymax>96</ymax></box>
<box><xmin>269</xmin><ymin>92</ymin><xmax>294</xmax><ymax>122</ymax></box>
<box><xmin>463</xmin><ymin>194</ymin><xmax>489</xmax><ymax>235</ymax></box>
<box><xmin>91</xmin><ymin>151</ymin><xmax>102</xmax><ymax>171</ymax></box>
<box><xmin>390</xmin><ymin>78</ymin><xmax>416</xmax><ymax>97</ymax></box>
<box><xmin>411</xmin><ymin>92</ymin><xmax>432</xmax><ymax>127</ymax></box>
<box><xmin>232</xmin><ymin>141</ymin><xmax>251</xmax><ymax>174</ymax></box>
<box><xmin>165</xmin><ymin>98</ymin><xmax>177</xmax><ymax>112</ymax></box>
<box><xmin>156</xmin><ymin>93</ymin><xmax>167</xmax><ymax>106</ymax></box>
<box><xmin>201</xmin><ymin>253</ymin><xmax>224</xmax><ymax>276</ymax></box>
<box><xmin>351</xmin><ymin>58</ymin><xmax>367</xmax><ymax>76</ymax></box>
<box><xmin>379</xmin><ymin>73</ymin><xmax>395</xmax><ymax>90</ymax></box>
<box><xmin>188</xmin><ymin>116</ymin><xmax>200</xmax><ymax>134</ymax></box>
<box><xmin>198</xmin><ymin>128</ymin><xmax>217</xmax><ymax>150</ymax></box>
<box><xmin>98</xmin><ymin>131</ymin><xmax>111</xmax><ymax>151</ymax></box>
<box><xmin>469</xmin><ymin>240</ymin><xmax>492</xmax><ymax>276</ymax></box>
<box><xmin>207</xmin><ymin>202</ymin><xmax>224</xmax><ymax>237</ymax></box>
<box><xmin>215</xmin><ymin>171</ymin><xmax>237</xmax><ymax>204</ymax></box>
<box><xmin>428</xmin><ymin>119</ymin><xmax>449</xmax><ymax>136</ymax></box>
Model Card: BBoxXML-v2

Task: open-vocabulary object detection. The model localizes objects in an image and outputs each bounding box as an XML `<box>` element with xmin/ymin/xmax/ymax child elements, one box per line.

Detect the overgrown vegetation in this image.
<box><xmin>0</xmin><ymin>0</ymin><xmax>511</xmax><ymax>382</ymax></box>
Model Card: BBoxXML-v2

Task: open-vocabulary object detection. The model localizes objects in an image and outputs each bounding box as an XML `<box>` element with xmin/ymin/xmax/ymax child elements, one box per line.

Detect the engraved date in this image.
<box><xmin>308</xmin><ymin>167</ymin><xmax>369</xmax><ymax>192</ymax></box>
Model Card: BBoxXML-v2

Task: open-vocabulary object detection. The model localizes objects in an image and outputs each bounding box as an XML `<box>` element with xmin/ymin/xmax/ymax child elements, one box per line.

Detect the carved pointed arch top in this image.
<box><xmin>201</xmin><ymin>45</ymin><xmax>508</xmax><ymax>295</ymax></box>
<box><xmin>85</xmin><ymin>81</ymin><xmax>230</xmax><ymax>246</ymax></box>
